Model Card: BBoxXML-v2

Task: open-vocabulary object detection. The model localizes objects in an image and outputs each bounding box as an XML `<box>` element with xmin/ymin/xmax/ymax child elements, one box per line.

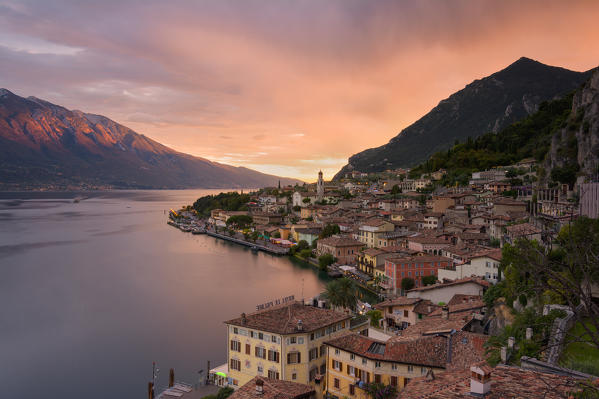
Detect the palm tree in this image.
<box><xmin>324</xmin><ymin>278</ymin><xmax>357</xmax><ymax>312</ymax></box>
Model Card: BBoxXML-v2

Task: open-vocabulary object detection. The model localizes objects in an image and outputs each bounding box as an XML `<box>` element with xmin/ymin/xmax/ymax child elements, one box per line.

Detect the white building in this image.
<box><xmin>438</xmin><ymin>250</ymin><xmax>502</xmax><ymax>284</ymax></box>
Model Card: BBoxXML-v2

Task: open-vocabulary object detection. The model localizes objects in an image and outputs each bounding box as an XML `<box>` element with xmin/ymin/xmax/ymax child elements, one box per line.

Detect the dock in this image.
<box><xmin>205</xmin><ymin>230</ymin><xmax>289</xmax><ymax>255</ymax></box>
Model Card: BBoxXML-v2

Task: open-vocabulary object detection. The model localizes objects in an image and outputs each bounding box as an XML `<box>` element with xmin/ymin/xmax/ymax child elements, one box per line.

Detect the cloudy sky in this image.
<box><xmin>1</xmin><ymin>0</ymin><xmax>598</xmax><ymax>181</ymax></box>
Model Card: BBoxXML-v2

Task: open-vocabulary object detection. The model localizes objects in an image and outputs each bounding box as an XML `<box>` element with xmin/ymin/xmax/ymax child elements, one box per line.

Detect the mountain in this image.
<box><xmin>334</xmin><ymin>57</ymin><xmax>596</xmax><ymax>179</ymax></box>
<box><xmin>543</xmin><ymin>68</ymin><xmax>599</xmax><ymax>187</ymax></box>
<box><xmin>0</xmin><ymin>89</ymin><xmax>302</xmax><ymax>190</ymax></box>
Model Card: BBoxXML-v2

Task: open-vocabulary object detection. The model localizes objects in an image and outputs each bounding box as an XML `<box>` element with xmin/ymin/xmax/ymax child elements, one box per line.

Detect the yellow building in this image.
<box><xmin>357</xmin><ymin>219</ymin><xmax>395</xmax><ymax>248</ymax></box>
<box><xmin>224</xmin><ymin>302</ymin><xmax>352</xmax><ymax>395</ymax></box>
<box><xmin>324</xmin><ymin>333</ymin><xmax>450</xmax><ymax>399</ymax></box>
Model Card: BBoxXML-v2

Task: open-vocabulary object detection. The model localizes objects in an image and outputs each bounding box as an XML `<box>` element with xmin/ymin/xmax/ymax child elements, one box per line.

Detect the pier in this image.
<box><xmin>205</xmin><ymin>230</ymin><xmax>289</xmax><ymax>255</ymax></box>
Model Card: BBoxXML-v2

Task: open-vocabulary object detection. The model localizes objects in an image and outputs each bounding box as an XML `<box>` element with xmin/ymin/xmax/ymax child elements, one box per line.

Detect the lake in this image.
<box><xmin>0</xmin><ymin>190</ymin><xmax>330</xmax><ymax>399</ymax></box>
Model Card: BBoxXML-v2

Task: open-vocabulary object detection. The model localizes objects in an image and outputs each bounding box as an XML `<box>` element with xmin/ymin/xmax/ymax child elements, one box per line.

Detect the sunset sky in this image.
<box><xmin>1</xmin><ymin>0</ymin><xmax>599</xmax><ymax>181</ymax></box>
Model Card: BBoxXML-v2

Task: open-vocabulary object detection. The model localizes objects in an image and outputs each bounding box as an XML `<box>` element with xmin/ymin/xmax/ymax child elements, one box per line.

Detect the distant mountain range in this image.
<box><xmin>334</xmin><ymin>57</ymin><xmax>597</xmax><ymax>179</ymax></box>
<box><xmin>0</xmin><ymin>90</ymin><xmax>302</xmax><ymax>190</ymax></box>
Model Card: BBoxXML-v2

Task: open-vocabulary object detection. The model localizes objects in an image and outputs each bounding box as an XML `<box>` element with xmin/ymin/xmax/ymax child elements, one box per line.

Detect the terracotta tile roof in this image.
<box><xmin>387</xmin><ymin>255</ymin><xmax>452</xmax><ymax>264</ymax></box>
<box><xmin>224</xmin><ymin>302</ymin><xmax>350</xmax><ymax>335</ymax></box>
<box><xmin>362</xmin><ymin>248</ymin><xmax>388</xmax><ymax>257</ymax></box>
<box><xmin>408</xmin><ymin>237</ymin><xmax>450</xmax><ymax>244</ymax></box>
<box><xmin>399</xmin><ymin>364</ymin><xmax>582</xmax><ymax>398</ymax></box>
<box><xmin>390</xmin><ymin>313</ymin><xmax>474</xmax><ymax>339</ymax></box>
<box><xmin>506</xmin><ymin>222</ymin><xmax>542</xmax><ymax>236</ymax></box>
<box><xmin>229</xmin><ymin>376</ymin><xmax>314</xmax><ymax>399</ymax></box>
<box><xmin>413</xmin><ymin>300</ymin><xmax>440</xmax><ymax>316</ymax></box>
<box><xmin>407</xmin><ymin>277</ymin><xmax>490</xmax><ymax>293</ymax></box>
<box><xmin>427</xmin><ymin>300</ymin><xmax>484</xmax><ymax>317</ymax></box>
<box><xmin>360</xmin><ymin>218</ymin><xmax>392</xmax><ymax>227</ymax></box>
<box><xmin>317</xmin><ymin>236</ymin><xmax>364</xmax><ymax>247</ymax></box>
<box><xmin>327</xmin><ymin>331</ymin><xmax>487</xmax><ymax>371</ymax></box>
<box><xmin>447</xmin><ymin>295</ymin><xmax>482</xmax><ymax>307</ymax></box>
<box><xmin>325</xmin><ymin>332</ymin><xmax>449</xmax><ymax>368</ymax></box>
<box><xmin>374</xmin><ymin>297</ymin><xmax>423</xmax><ymax>309</ymax></box>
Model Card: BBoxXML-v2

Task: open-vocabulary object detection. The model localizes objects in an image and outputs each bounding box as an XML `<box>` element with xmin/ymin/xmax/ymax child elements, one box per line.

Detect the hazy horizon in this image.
<box><xmin>1</xmin><ymin>0</ymin><xmax>599</xmax><ymax>180</ymax></box>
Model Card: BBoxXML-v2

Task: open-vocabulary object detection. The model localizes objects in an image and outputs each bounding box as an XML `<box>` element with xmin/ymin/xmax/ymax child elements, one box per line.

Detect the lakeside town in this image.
<box><xmin>159</xmin><ymin>165</ymin><xmax>599</xmax><ymax>399</ymax></box>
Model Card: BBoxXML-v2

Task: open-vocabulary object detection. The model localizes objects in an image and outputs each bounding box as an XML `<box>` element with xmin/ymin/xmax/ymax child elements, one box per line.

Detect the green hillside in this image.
<box><xmin>409</xmin><ymin>93</ymin><xmax>574</xmax><ymax>185</ymax></box>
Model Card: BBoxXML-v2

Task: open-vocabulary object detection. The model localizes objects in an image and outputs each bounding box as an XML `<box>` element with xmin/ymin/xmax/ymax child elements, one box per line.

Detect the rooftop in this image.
<box><xmin>224</xmin><ymin>302</ymin><xmax>350</xmax><ymax>335</ymax></box>
<box><xmin>317</xmin><ymin>236</ymin><xmax>363</xmax><ymax>247</ymax></box>
<box><xmin>399</xmin><ymin>364</ymin><xmax>583</xmax><ymax>398</ymax></box>
<box><xmin>229</xmin><ymin>377</ymin><xmax>314</xmax><ymax>399</ymax></box>
<box><xmin>407</xmin><ymin>277</ymin><xmax>490</xmax><ymax>293</ymax></box>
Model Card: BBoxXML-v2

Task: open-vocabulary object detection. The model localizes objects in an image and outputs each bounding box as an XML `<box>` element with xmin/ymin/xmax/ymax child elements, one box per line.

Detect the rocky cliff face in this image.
<box><xmin>334</xmin><ymin>57</ymin><xmax>595</xmax><ymax>179</ymax></box>
<box><xmin>542</xmin><ymin>70</ymin><xmax>599</xmax><ymax>188</ymax></box>
<box><xmin>0</xmin><ymin>89</ymin><xmax>301</xmax><ymax>189</ymax></box>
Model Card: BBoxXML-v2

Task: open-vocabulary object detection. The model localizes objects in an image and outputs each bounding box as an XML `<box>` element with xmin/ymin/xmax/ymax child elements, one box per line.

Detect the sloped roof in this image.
<box><xmin>224</xmin><ymin>302</ymin><xmax>350</xmax><ymax>335</ymax></box>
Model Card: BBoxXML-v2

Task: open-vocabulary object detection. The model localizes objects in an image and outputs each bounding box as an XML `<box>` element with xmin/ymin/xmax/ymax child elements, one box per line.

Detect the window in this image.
<box><xmin>320</xmin><ymin>345</ymin><xmax>326</xmax><ymax>357</ymax></box>
<box><xmin>320</xmin><ymin>363</ymin><xmax>326</xmax><ymax>374</ymax></box>
<box><xmin>391</xmin><ymin>364</ymin><xmax>398</xmax><ymax>370</ymax></box>
<box><xmin>350</xmin><ymin>353</ymin><xmax>355</xmax><ymax>360</ymax></box>
<box><xmin>230</xmin><ymin>340</ymin><xmax>241</xmax><ymax>352</ymax></box>
<box><xmin>250</xmin><ymin>331</ymin><xmax>255</xmax><ymax>338</ymax></box>
<box><xmin>348</xmin><ymin>365</ymin><xmax>356</xmax><ymax>376</ymax></box>
<box><xmin>287</xmin><ymin>351</ymin><xmax>301</xmax><ymax>364</ymax></box>
<box><xmin>362</xmin><ymin>358</ymin><xmax>367</xmax><ymax>365</ymax></box>
<box><xmin>292</xmin><ymin>372</ymin><xmax>297</xmax><ymax>380</ymax></box>
<box><xmin>268</xmin><ymin>350</ymin><xmax>280</xmax><ymax>363</ymax></box>
<box><xmin>255</xmin><ymin>347</ymin><xmax>266</xmax><ymax>359</ymax></box>
<box><xmin>334</xmin><ymin>378</ymin><xmax>340</xmax><ymax>389</ymax></box>
<box><xmin>257</xmin><ymin>365</ymin><xmax>263</xmax><ymax>374</ymax></box>
<box><xmin>268</xmin><ymin>370</ymin><xmax>279</xmax><ymax>380</ymax></box>
<box><xmin>374</xmin><ymin>374</ymin><xmax>381</xmax><ymax>383</ymax></box>
<box><xmin>335</xmin><ymin>349</ymin><xmax>340</xmax><ymax>355</ymax></box>
<box><xmin>332</xmin><ymin>360</ymin><xmax>342</xmax><ymax>371</ymax></box>
<box><xmin>298</xmin><ymin>337</ymin><xmax>304</xmax><ymax>344</ymax></box>
<box><xmin>390</xmin><ymin>376</ymin><xmax>398</xmax><ymax>387</ymax></box>
<box><xmin>289</xmin><ymin>337</ymin><xmax>297</xmax><ymax>344</ymax></box>
<box><xmin>230</xmin><ymin>359</ymin><xmax>241</xmax><ymax>371</ymax></box>
<box><xmin>245</xmin><ymin>344</ymin><xmax>251</xmax><ymax>355</ymax></box>
<box><xmin>238</xmin><ymin>329</ymin><xmax>247</xmax><ymax>336</ymax></box>
<box><xmin>233</xmin><ymin>327</ymin><xmax>238</xmax><ymax>334</ymax></box>
<box><xmin>375</xmin><ymin>361</ymin><xmax>381</xmax><ymax>368</ymax></box>
<box><xmin>403</xmin><ymin>310</ymin><xmax>408</xmax><ymax>318</ymax></box>
<box><xmin>309</xmin><ymin>347</ymin><xmax>319</xmax><ymax>361</ymax></box>
<box><xmin>349</xmin><ymin>384</ymin><xmax>355</xmax><ymax>395</ymax></box>
<box><xmin>407</xmin><ymin>365</ymin><xmax>414</xmax><ymax>373</ymax></box>
<box><xmin>271</xmin><ymin>335</ymin><xmax>278</xmax><ymax>343</ymax></box>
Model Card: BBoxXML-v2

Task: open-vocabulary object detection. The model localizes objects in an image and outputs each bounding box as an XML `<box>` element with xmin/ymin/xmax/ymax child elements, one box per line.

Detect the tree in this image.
<box><xmin>320</xmin><ymin>224</ymin><xmax>340</xmax><ymax>239</ymax></box>
<box><xmin>401</xmin><ymin>277</ymin><xmax>415</xmax><ymax>292</ymax></box>
<box><xmin>272</xmin><ymin>231</ymin><xmax>281</xmax><ymax>238</ymax></box>
<box><xmin>497</xmin><ymin>217</ymin><xmax>599</xmax><ymax>383</ymax></box>
<box><xmin>318</xmin><ymin>253</ymin><xmax>336</xmax><ymax>271</ymax></box>
<box><xmin>250</xmin><ymin>231</ymin><xmax>259</xmax><ymax>242</ymax></box>
<box><xmin>296</xmin><ymin>240</ymin><xmax>310</xmax><ymax>251</ymax></box>
<box><xmin>422</xmin><ymin>275</ymin><xmax>437</xmax><ymax>286</ymax></box>
<box><xmin>299</xmin><ymin>249</ymin><xmax>312</xmax><ymax>259</ymax></box>
<box><xmin>302</xmin><ymin>197</ymin><xmax>311</xmax><ymax>204</ymax></box>
<box><xmin>391</xmin><ymin>184</ymin><xmax>401</xmax><ymax>195</ymax></box>
<box><xmin>226</xmin><ymin>215</ymin><xmax>253</xmax><ymax>229</ymax></box>
<box><xmin>367</xmin><ymin>309</ymin><xmax>383</xmax><ymax>327</ymax></box>
<box><xmin>324</xmin><ymin>278</ymin><xmax>357</xmax><ymax>311</ymax></box>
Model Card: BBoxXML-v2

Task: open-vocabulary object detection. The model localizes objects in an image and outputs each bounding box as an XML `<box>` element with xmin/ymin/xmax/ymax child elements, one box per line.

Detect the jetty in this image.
<box><xmin>205</xmin><ymin>230</ymin><xmax>289</xmax><ymax>255</ymax></box>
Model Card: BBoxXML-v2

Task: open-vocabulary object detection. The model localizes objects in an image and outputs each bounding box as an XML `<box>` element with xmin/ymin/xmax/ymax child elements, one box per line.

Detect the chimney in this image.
<box><xmin>255</xmin><ymin>378</ymin><xmax>264</xmax><ymax>395</ymax></box>
<box><xmin>441</xmin><ymin>306</ymin><xmax>449</xmax><ymax>319</ymax></box>
<box><xmin>297</xmin><ymin>319</ymin><xmax>304</xmax><ymax>332</ymax></box>
<box><xmin>241</xmin><ymin>313</ymin><xmax>247</xmax><ymax>326</ymax></box>
<box><xmin>526</xmin><ymin>328</ymin><xmax>533</xmax><ymax>340</ymax></box>
<box><xmin>169</xmin><ymin>368</ymin><xmax>175</xmax><ymax>388</ymax></box>
<box><xmin>470</xmin><ymin>364</ymin><xmax>491</xmax><ymax>396</ymax></box>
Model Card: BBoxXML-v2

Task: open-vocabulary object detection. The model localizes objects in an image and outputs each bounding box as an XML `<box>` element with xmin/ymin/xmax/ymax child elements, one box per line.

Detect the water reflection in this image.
<box><xmin>0</xmin><ymin>190</ymin><xmax>328</xmax><ymax>399</ymax></box>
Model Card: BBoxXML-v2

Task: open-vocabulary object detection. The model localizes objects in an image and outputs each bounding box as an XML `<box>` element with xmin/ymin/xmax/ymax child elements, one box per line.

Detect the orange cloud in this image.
<box><xmin>1</xmin><ymin>0</ymin><xmax>598</xmax><ymax>180</ymax></box>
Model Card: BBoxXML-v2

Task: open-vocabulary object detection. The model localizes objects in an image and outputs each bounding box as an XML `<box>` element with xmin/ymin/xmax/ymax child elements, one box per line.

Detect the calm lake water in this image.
<box><xmin>0</xmin><ymin>190</ymin><xmax>329</xmax><ymax>399</ymax></box>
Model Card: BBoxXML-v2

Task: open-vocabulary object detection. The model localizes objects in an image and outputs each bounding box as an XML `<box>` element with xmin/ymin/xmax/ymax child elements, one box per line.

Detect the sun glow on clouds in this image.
<box><xmin>1</xmin><ymin>0</ymin><xmax>599</xmax><ymax>179</ymax></box>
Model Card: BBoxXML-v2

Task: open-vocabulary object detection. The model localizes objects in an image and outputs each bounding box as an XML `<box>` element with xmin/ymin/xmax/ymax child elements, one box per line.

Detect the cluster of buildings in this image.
<box><xmin>171</xmin><ymin>293</ymin><xmax>588</xmax><ymax>399</ymax></box>
<box><xmin>160</xmin><ymin>168</ymin><xmax>599</xmax><ymax>399</ymax></box>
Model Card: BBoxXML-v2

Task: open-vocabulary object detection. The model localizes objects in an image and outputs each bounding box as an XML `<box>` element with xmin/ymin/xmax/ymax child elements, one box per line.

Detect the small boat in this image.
<box><xmin>251</xmin><ymin>246</ymin><xmax>259</xmax><ymax>253</ymax></box>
